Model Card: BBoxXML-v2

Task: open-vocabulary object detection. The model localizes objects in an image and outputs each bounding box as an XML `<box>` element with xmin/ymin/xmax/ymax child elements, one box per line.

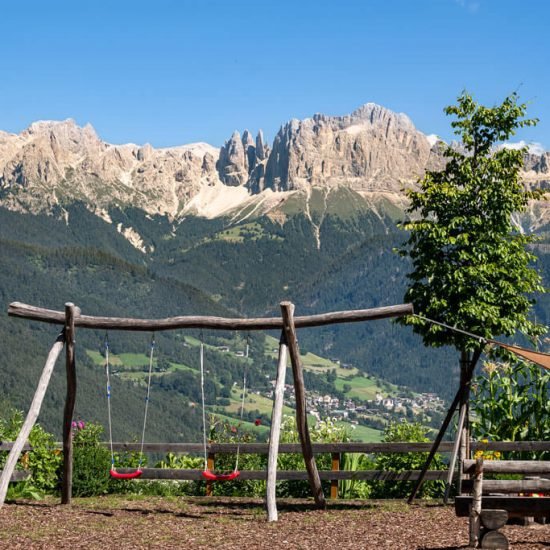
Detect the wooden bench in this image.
<box><xmin>455</xmin><ymin>458</ymin><xmax>550</xmax><ymax>548</ymax></box>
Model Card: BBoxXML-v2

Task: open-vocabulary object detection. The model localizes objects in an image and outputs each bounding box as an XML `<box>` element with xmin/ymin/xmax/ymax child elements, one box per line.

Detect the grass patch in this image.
<box><xmin>224</xmin><ymin>388</ymin><xmax>293</xmax><ymax>417</ymax></box>
<box><xmin>337</xmin><ymin>421</ymin><xmax>382</xmax><ymax>442</ymax></box>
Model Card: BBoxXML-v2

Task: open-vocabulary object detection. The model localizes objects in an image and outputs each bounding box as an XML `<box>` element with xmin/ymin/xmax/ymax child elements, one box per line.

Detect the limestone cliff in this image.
<box><xmin>0</xmin><ymin>106</ymin><xmax>548</xmax><ymax>229</ymax></box>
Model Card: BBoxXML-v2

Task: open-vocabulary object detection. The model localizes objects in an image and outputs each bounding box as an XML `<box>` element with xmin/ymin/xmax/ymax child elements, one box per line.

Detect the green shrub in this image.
<box><xmin>339</xmin><ymin>452</ymin><xmax>373</xmax><ymax>499</ymax></box>
<box><xmin>276</xmin><ymin>416</ymin><xmax>353</xmax><ymax>498</ymax></box>
<box><xmin>370</xmin><ymin>421</ymin><xmax>445</xmax><ymax>499</ymax></box>
<box><xmin>72</xmin><ymin>422</ymin><xmax>112</xmax><ymax>497</ymax></box>
<box><xmin>0</xmin><ymin>409</ymin><xmax>61</xmax><ymax>498</ymax></box>
<box><xmin>206</xmin><ymin>416</ymin><xmax>266</xmax><ymax>497</ymax></box>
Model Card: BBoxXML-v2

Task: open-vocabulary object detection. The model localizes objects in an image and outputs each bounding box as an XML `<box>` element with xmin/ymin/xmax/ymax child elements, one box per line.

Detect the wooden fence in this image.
<box><xmin>4</xmin><ymin>440</ymin><xmax>548</xmax><ymax>499</ymax></box>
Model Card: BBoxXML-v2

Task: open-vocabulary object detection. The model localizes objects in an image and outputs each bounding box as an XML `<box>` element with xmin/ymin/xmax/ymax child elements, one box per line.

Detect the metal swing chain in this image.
<box><xmin>234</xmin><ymin>335</ymin><xmax>250</xmax><ymax>473</ymax></box>
<box><xmin>138</xmin><ymin>335</ymin><xmax>156</xmax><ymax>469</ymax></box>
<box><xmin>200</xmin><ymin>339</ymin><xmax>209</xmax><ymax>471</ymax></box>
<box><xmin>104</xmin><ymin>335</ymin><xmax>116</xmax><ymax>469</ymax></box>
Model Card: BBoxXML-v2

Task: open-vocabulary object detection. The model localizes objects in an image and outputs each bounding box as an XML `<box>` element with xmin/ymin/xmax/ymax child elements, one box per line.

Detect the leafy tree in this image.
<box><xmin>397</xmin><ymin>92</ymin><xmax>547</xmax><ymax>489</ymax></box>
<box><xmin>399</xmin><ymin>91</ymin><xmax>545</xmax><ymax>353</ymax></box>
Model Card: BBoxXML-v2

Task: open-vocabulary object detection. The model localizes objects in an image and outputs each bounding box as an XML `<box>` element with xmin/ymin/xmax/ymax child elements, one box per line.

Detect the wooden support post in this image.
<box><xmin>206</xmin><ymin>453</ymin><xmax>215</xmax><ymax>496</ymax></box>
<box><xmin>61</xmin><ymin>303</ymin><xmax>79</xmax><ymax>505</ymax></box>
<box><xmin>469</xmin><ymin>458</ymin><xmax>484</xmax><ymax>548</ymax></box>
<box><xmin>408</xmin><ymin>347</ymin><xmax>482</xmax><ymax>503</ymax></box>
<box><xmin>331</xmin><ymin>453</ymin><xmax>340</xmax><ymax>499</ymax></box>
<box><xmin>459</xmin><ymin>351</ymin><xmax>471</xmax><ymax>489</ymax></box>
<box><xmin>0</xmin><ymin>332</ymin><xmax>65</xmax><ymax>508</ymax></box>
<box><xmin>444</xmin><ymin>397</ymin><xmax>467</xmax><ymax>503</ymax></box>
<box><xmin>280</xmin><ymin>301</ymin><xmax>326</xmax><ymax>510</ymax></box>
<box><xmin>266</xmin><ymin>331</ymin><xmax>288</xmax><ymax>522</ymax></box>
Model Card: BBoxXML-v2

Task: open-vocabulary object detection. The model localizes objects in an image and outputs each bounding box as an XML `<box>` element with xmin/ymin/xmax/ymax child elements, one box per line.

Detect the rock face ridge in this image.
<box><xmin>0</xmin><ymin>119</ymin><xmax>220</xmax><ymax>217</ymax></box>
<box><xmin>251</xmin><ymin>103</ymin><xmax>440</xmax><ymax>194</ymax></box>
<box><xmin>217</xmin><ymin>129</ymin><xmax>269</xmax><ymax>186</ymax></box>
<box><xmin>0</xmin><ymin>105</ymin><xmax>548</xmax><ymax>225</ymax></box>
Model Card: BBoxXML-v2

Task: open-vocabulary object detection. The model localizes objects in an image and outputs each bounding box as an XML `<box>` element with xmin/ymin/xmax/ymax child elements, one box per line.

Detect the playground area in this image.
<box><xmin>0</xmin><ymin>496</ymin><xmax>547</xmax><ymax>549</ymax></box>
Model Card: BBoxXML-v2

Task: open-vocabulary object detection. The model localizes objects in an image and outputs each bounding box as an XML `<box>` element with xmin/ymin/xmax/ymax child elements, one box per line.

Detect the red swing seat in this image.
<box><xmin>201</xmin><ymin>470</ymin><xmax>240</xmax><ymax>482</ymax></box>
<box><xmin>110</xmin><ymin>468</ymin><xmax>143</xmax><ymax>480</ymax></box>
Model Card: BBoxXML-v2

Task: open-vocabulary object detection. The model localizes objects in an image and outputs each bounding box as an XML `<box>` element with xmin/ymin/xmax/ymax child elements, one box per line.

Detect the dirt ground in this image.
<box><xmin>0</xmin><ymin>496</ymin><xmax>548</xmax><ymax>549</ymax></box>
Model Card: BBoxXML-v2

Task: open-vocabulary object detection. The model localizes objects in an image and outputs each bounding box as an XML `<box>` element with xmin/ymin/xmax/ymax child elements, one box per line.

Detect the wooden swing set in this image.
<box><xmin>0</xmin><ymin>300</ymin><xmax>412</xmax><ymax>520</ymax></box>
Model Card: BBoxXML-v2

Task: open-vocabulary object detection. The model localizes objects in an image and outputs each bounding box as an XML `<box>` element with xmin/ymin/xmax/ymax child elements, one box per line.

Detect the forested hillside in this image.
<box><xmin>1</xmin><ymin>197</ymin><xmax>548</xmax><ymax>439</ymax></box>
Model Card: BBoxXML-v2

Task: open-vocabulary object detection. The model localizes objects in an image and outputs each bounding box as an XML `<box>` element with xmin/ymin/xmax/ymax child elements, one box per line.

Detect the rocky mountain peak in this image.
<box><xmin>254</xmin><ymin>102</ymin><xmax>435</xmax><ymax>193</ymax></box>
<box><xmin>0</xmin><ymin>104</ymin><xmax>548</xmax><ymax>228</ymax></box>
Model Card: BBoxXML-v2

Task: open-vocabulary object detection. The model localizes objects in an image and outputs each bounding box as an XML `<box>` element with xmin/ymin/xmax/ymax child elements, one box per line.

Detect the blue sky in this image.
<box><xmin>1</xmin><ymin>0</ymin><xmax>548</xmax><ymax>149</ymax></box>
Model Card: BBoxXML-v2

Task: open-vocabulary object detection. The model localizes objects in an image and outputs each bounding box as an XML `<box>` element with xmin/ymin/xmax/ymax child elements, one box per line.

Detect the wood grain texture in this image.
<box><xmin>8</xmin><ymin>301</ymin><xmax>413</xmax><ymax>331</ymax></box>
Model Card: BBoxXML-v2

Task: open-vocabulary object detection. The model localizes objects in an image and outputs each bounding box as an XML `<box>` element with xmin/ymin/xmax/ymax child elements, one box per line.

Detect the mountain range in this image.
<box><xmin>1</xmin><ymin>102</ymin><xmax>549</xmax><ymax>438</ymax></box>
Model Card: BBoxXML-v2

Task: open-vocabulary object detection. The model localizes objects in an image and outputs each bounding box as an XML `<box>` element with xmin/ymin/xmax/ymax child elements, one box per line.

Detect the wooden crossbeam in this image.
<box><xmin>8</xmin><ymin>301</ymin><xmax>413</xmax><ymax>332</ymax></box>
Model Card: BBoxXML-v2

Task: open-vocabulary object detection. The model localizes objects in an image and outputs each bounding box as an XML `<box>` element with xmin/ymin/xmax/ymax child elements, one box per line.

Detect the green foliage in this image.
<box><xmin>0</xmin><ymin>409</ymin><xmax>61</xmax><ymax>498</ymax></box>
<box><xmin>371</xmin><ymin>421</ymin><xmax>445</xmax><ymax>499</ymax></box>
<box><xmin>71</xmin><ymin>421</ymin><xmax>143</xmax><ymax>497</ymax></box>
<box><xmin>339</xmin><ymin>452</ymin><xmax>373</xmax><ymax>499</ymax></box>
<box><xmin>206</xmin><ymin>416</ymin><xmax>266</xmax><ymax>497</ymax></box>
<box><xmin>72</xmin><ymin>422</ymin><xmax>112</xmax><ymax>497</ymax></box>
<box><xmin>471</xmin><ymin>359</ymin><xmax>550</xmax><ymax>458</ymax></box>
<box><xmin>398</xmin><ymin>91</ymin><xmax>546</xmax><ymax>350</ymax></box>
<box><xmin>276</xmin><ymin>416</ymin><xmax>351</xmax><ymax>498</ymax></box>
<box><xmin>26</xmin><ymin>424</ymin><xmax>62</xmax><ymax>494</ymax></box>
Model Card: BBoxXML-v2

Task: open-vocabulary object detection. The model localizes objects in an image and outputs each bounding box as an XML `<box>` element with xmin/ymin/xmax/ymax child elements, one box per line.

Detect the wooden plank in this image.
<box><xmin>104</xmin><ymin>441</ymin><xmax>549</xmax><ymax>454</ymax></box>
<box><xmin>205</xmin><ymin>454</ymin><xmax>214</xmax><ymax>497</ymax></box>
<box><xmin>455</xmin><ymin>496</ymin><xmax>550</xmax><ymax>517</ymax></box>
<box><xmin>107</xmin><ymin>442</ymin><xmax>459</xmax><ymax>454</ymax></box>
<box><xmin>266</xmin><ymin>331</ymin><xmax>288</xmax><ymax>522</ymax></box>
<box><xmin>61</xmin><ymin>303</ymin><xmax>78</xmax><ymax>505</ymax></box>
<box><xmin>114</xmin><ymin>468</ymin><xmax>449</xmax><ymax>481</ymax></box>
<box><xmin>0</xmin><ymin>443</ymin><xmax>32</xmax><ymax>451</ymax></box>
<box><xmin>463</xmin><ymin>459</ymin><xmax>550</xmax><ymax>474</ymax></box>
<box><xmin>331</xmin><ymin>453</ymin><xmax>340</xmax><ymax>499</ymax></box>
<box><xmin>281</xmin><ymin>301</ymin><xmax>325</xmax><ymax>509</ymax></box>
<box><xmin>0</xmin><ymin>332</ymin><xmax>65</xmax><ymax>508</ymax></box>
<box><xmin>0</xmin><ymin>470</ymin><xmax>32</xmax><ymax>482</ymax></box>
<box><xmin>470</xmin><ymin>441</ymin><xmax>550</xmax><ymax>452</ymax></box>
<box><xmin>8</xmin><ymin>301</ymin><xmax>413</xmax><ymax>332</ymax></box>
<box><xmin>462</xmin><ymin>479</ymin><xmax>550</xmax><ymax>494</ymax></box>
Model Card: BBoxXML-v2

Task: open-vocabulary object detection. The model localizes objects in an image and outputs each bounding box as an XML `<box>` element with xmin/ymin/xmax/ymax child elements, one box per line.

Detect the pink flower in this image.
<box><xmin>77</xmin><ymin>421</ymin><xmax>85</xmax><ymax>430</ymax></box>
<box><xmin>72</xmin><ymin>421</ymin><xmax>77</xmax><ymax>429</ymax></box>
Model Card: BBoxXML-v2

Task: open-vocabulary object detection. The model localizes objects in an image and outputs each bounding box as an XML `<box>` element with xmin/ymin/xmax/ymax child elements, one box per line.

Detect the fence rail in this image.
<box><xmin>3</xmin><ymin>440</ymin><xmax>549</xmax><ymax>499</ymax></box>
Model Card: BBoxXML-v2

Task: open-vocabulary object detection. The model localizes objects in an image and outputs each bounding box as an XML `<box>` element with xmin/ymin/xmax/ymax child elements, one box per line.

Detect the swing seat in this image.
<box><xmin>110</xmin><ymin>468</ymin><xmax>143</xmax><ymax>480</ymax></box>
<box><xmin>201</xmin><ymin>470</ymin><xmax>240</xmax><ymax>482</ymax></box>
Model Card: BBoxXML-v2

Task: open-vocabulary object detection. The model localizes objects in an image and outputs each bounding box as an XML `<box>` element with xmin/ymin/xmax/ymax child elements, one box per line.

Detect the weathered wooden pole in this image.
<box><xmin>8</xmin><ymin>301</ymin><xmax>414</xmax><ymax>331</ymax></box>
<box><xmin>0</xmin><ymin>332</ymin><xmax>65</xmax><ymax>508</ymax></box>
<box><xmin>443</xmin><ymin>398</ymin><xmax>467</xmax><ymax>503</ymax></box>
<box><xmin>266</xmin><ymin>331</ymin><xmax>289</xmax><ymax>522</ymax></box>
<box><xmin>61</xmin><ymin>303</ymin><xmax>79</xmax><ymax>505</ymax></box>
<box><xmin>469</xmin><ymin>458</ymin><xmax>483</xmax><ymax>548</ymax></box>
<box><xmin>407</xmin><ymin>347</ymin><xmax>482</xmax><ymax>503</ymax></box>
<box><xmin>458</xmin><ymin>351</ymin><xmax>472</xmax><ymax>488</ymax></box>
<box><xmin>280</xmin><ymin>301</ymin><xmax>326</xmax><ymax>509</ymax></box>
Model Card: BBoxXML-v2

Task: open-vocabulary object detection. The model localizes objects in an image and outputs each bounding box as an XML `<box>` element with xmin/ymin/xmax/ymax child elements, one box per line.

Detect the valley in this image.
<box><xmin>1</xmin><ymin>101</ymin><xmax>548</xmax><ymax>445</ymax></box>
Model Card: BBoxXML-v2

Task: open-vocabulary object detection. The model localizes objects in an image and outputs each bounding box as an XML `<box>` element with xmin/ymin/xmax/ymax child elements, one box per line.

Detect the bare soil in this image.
<box><xmin>0</xmin><ymin>496</ymin><xmax>548</xmax><ymax>549</ymax></box>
